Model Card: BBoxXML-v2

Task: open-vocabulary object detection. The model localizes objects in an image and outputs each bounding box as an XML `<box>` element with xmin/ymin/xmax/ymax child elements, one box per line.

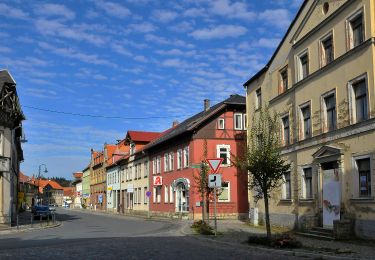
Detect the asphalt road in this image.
<box><xmin>0</xmin><ymin>208</ymin><xmax>301</xmax><ymax>259</ymax></box>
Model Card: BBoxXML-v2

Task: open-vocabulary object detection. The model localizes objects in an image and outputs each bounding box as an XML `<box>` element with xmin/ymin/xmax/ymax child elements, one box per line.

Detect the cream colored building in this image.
<box><xmin>244</xmin><ymin>0</ymin><xmax>375</xmax><ymax>238</ymax></box>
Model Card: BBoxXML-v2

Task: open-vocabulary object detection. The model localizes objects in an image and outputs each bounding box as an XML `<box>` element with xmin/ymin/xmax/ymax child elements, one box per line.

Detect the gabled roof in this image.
<box><xmin>144</xmin><ymin>94</ymin><xmax>245</xmax><ymax>150</ymax></box>
<box><xmin>243</xmin><ymin>0</ymin><xmax>308</xmax><ymax>87</ymax></box>
<box><xmin>126</xmin><ymin>131</ymin><xmax>162</xmax><ymax>143</ymax></box>
<box><xmin>63</xmin><ymin>187</ymin><xmax>74</xmax><ymax>197</ymax></box>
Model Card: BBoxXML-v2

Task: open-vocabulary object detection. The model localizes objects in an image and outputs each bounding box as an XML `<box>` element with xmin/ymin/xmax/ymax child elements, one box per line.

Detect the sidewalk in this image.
<box><xmin>0</xmin><ymin>210</ymin><xmax>60</xmax><ymax>235</ymax></box>
<box><xmin>182</xmin><ymin>219</ymin><xmax>375</xmax><ymax>259</ymax></box>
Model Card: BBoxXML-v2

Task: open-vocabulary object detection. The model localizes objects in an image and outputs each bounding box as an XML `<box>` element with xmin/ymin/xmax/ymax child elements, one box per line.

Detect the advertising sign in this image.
<box><xmin>153</xmin><ymin>176</ymin><xmax>163</xmax><ymax>186</ymax></box>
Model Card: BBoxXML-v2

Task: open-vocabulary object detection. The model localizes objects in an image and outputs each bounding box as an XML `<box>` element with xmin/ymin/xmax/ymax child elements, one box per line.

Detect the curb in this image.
<box><xmin>0</xmin><ymin>222</ymin><xmax>61</xmax><ymax>235</ymax></box>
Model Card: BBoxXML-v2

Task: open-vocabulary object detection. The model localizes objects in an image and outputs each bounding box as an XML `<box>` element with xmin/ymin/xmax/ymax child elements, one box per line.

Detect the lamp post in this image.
<box><xmin>37</xmin><ymin>164</ymin><xmax>48</xmax><ymax>205</ymax></box>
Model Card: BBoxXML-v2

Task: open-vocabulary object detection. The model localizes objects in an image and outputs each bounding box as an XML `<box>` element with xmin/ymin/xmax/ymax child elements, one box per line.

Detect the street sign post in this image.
<box><xmin>146</xmin><ymin>191</ymin><xmax>151</xmax><ymax>219</ymax></box>
<box><xmin>206</xmin><ymin>158</ymin><xmax>223</xmax><ymax>237</ymax></box>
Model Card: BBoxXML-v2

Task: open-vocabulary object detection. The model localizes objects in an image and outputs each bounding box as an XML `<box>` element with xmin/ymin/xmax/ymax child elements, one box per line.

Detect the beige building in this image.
<box><xmin>244</xmin><ymin>0</ymin><xmax>375</xmax><ymax>238</ymax></box>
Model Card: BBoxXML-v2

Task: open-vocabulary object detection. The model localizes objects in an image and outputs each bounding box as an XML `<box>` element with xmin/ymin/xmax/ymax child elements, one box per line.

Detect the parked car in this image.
<box><xmin>32</xmin><ymin>205</ymin><xmax>52</xmax><ymax>219</ymax></box>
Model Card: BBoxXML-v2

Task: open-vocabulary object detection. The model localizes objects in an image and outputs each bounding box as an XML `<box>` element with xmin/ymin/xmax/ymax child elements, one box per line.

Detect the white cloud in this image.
<box><xmin>183</xmin><ymin>8</ymin><xmax>207</xmax><ymax>18</ymax></box>
<box><xmin>252</xmin><ymin>38</ymin><xmax>281</xmax><ymax>48</ymax></box>
<box><xmin>134</xmin><ymin>55</ymin><xmax>148</xmax><ymax>62</ymax></box>
<box><xmin>34</xmin><ymin>4</ymin><xmax>75</xmax><ymax>20</ymax></box>
<box><xmin>258</xmin><ymin>9</ymin><xmax>291</xmax><ymax>28</ymax></box>
<box><xmin>211</xmin><ymin>0</ymin><xmax>256</xmax><ymax>20</ymax></box>
<box><xmin>128</xmin><ymin>22</ymin><xmax>157</xmax><ymax>33</ymax></box>
<box><xmin>156</xmin><ymin>48</ymin><xmax>196</xmax><ymax>57</ymax></box>
<box><xmin>95</xmin><ymin>1</ymin><xmax>131</xmax><ymax>18</ymax></box>
<box><xmin>0</xmin><ymin>46</ymin><xmax>11</xmax><ymax>53</ymax></box>
<box><xmin>162</xmin><ymin>58</ymin><xmax>188</xmax><ymax>68</ymax></box>
<box><xmin>0</xmin><ymin>3</ymin><xmax>28</xmax><ymax>20</ymax></box>
<box><xmin>168</xmin><ymin>21</ymin><xmax>194</xmax><ymax>33</ymax></box>
<box><xmin>190</xmin><ymin>25</ymin><xmax>247</xmax><ymax>40</ymax></box>
<box><xmin>153</xmin><ymin>10</ymin><xmax>178</xmax><ymax>23</ymax></box>
<box><xmin>111</xmin><ymin>43</ymin><xmax>133</xmax><ymax>57</ymax></box>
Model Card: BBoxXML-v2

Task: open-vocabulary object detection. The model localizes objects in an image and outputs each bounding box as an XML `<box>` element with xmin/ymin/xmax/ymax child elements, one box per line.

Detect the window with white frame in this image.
<box><xmin>349</xmin><ymin>75</ymin><xmax>368</xmax><ymax>124</ymax></box>
<box><xmin>297</xmin><ymin>50</ymin><xmax>309</xmax><ymax>81</ymax></box>
<box><xmin>320</xmin><ymin>33</ymin><xmax>334</xmax><ymax>67</ymax></box>
<box><xmin>255</xmin><ymin>88</ymin><xmax>262</xmax><ymax>109</ymax></box>
<box><xmin>164</xmin><ymin>153</ymin><xmax>169</xmax><ymax>172</ymax></box>
<box><xmin>355</xmin><ymin>157</ymin><xmax>372</xmax><ymax>197</ymax></box>
<box><xmin>218</xmin><ymin>118</ymin><xmax>225</xmax><ymax>129</ymax></box>
<box><xmin>144</xmin><ymin>161</ymin><xmax>148</xmax><ymax>177</ymax></box>
<box><xmin>138</xmin><ymin>188</ymin><xmax>142</xmax><ymax>204</ymax></box>
<box><xmin>348</xmin><ymin>11</ymin><xmax>364</xmax><ymax>49</ymax></box>
<box><xmin>322</xmin><ymin>91</ymin><xmax>336</xmax><ymax>132</ymax></box>
<box><xmin>134</xmin><ymin>188</ymin><xmax>137</xmax><ymax>204</ymax></box>
<box><xmin>234</xmin><ymin>113</ymin><xmax>243</xmax><ymax>130</ymax></box>
<box><xmin>282</xmin><ymin>115</ymin><xmax>290</xmax><ymax>146</ymax></box>
<box><xmin>169</xmin><ymin>184</ymin><xmax>174</xmax><ymax>203</ymax></box>
<box><xmin>152</xmin><ymin>158</ymin><xmax>156</xmax><ymax>175</ymax></box>
<box><xmin>183</xmin><ymin>146</ymin><xmax>189</xmax><ymax>168</ymax></box>
<box><xmin>243</xmin><ymin>114</ymin><xmax>247</xmax><ymax>130</ymax></box>
<box><xmin>135</xmin><ymin>164</ymin><xmax>138</xmax><ymax>179</ymax></box>
<box><xmin>144</xmin><ymin>187</ymin><xmax>147</xmax><ymax>204</ymax></box>
<box><xmin>153</xmin><ymin>186</ymin><xmax>161</xmax><ymax>203</ymax></box>
<box><xmin>301</xmin><ymin>167</ymin><xmax>313</xmax><ymax>199</ymax></box>
<box><xmin>218</xmin><ymin>182</ymin><xmax>230</xmax><ymax>202</ymax></box>
<box><xmin>217</xmin><ymin>144</ymin><xmax>230</xmax><ymax>166</ymax></box>
<box><xmin>300</xmin><ymin>104</ymin><xmax>311</xmax><ymax>140</ymax></box>
<box><xmin>177</xmin><ymin>149</ymin><xmax>182</xmax><ymax>169</ymax></box>
<box><xmin>156</xmin><ymin>156</ymin><xmax>161</xmax><ymax>174</ymax></box>
<box><xmin>129</xmin><ymin>166</ymin><xmax>133</xmax><ymax>180</ymax></box>
<box><xmin>164</xmin><ymin>185</ymin><xmax>169</xmax><ymax>203</ymax></box>
<box><xmin>169</xmin><ymin>152</ymin><xmax>174</xmax><ymax>171</ymax></box>
<box><xmin>282</xmin><ymin>172</ymin><xmax>292</xmax><ymax>200</ymax></box>
<box><xmin>130</xmin><ymin>142</ymin><xmax>136</xmax><ymax>155</ymax></box>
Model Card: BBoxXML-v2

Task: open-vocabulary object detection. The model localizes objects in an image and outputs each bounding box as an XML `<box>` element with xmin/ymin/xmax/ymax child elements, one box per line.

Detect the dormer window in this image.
<box><xmin>130</xmin><ymin>143</ymin><xmax>136</xmax><ymax>155</ymax></box>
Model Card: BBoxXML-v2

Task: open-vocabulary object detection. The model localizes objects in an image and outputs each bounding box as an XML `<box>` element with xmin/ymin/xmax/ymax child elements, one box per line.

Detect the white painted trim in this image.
<box><xmin>346</xmin><ymin>7</ymin><xmax>365</xmax><ymax>51</ymax></box>
<box><xmin>216</xmin><ymin>144</ymin><xmax>231</xmax><ymax>167</ymax></box>
<box><xmin>352</xmin><ymin>153</ymin><xmax>373</xmax><ymax>198</ymax></box>
<box><xmin>218</xmin><ymin>118</ymin><xmax>225</xmax><ymax>129</ymax></box>
<box><xmin>348</xmin><ymin>73</ymin><xmax>369</xmax><ymax>125</ymax></box>
<box><xmin>298</xmin><ymin>101</ymin><xmax>312</xmax><ymax>141</ymax></box>
<box><xmin>320</xmin><ymin>88</ymin><xmax>337</xmax><ymax>134</ymax></box>
<box><xmin>218</xmin><ymin>181</ymin><xmax>230</xmax><ymax>202</ymax></box>
<box><xmin>296</xmin><ymin>48</ymin><xmax>309</xmax><ymax>82</ymax></box>
<box><xmin>234</xmin><ymin>113</ymin><xmax>243</xmax><ymax>130</ymax></box>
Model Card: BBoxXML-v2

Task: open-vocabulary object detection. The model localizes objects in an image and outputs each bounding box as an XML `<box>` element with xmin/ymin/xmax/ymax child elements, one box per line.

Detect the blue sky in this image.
<box><xmin>0</xmin><ymin>0</ymin><xmax>302</xmax><ymax>180</ymax></box>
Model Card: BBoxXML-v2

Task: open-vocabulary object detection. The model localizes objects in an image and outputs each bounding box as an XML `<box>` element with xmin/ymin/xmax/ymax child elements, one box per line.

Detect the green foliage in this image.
<box><xmin>191</xmin><ymin>220</ymin><xmax>214</xmax><ymax>235</ymax></box>
<box><xmin>41</xmin><ymin>176</ymin><xmax>72</xmax><ymax>187</ymax></box>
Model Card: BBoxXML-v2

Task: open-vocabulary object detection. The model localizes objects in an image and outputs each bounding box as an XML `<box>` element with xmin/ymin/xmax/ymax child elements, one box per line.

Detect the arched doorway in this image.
<box><xmin>173</xmin><ymin>178</ymin><xmax>190</xmax><ymax>213</ymax></box>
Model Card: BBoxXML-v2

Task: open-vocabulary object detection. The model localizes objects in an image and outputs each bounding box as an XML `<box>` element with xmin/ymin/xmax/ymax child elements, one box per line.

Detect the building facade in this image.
<box><xmin>82</xmin><ymin>165</ymin><xmax>90</xmax><ymax>208</ymax></box>
<box><xmin>147</xmin><ymin>95</ymin><xmax>249</xmax><ymax>220</ymax></box>
<box><xmin>0</xmin><ymin>70</ymin><xmax>25</xmax><ymax>225</ymax></box>
<box><xmin>244</xmin><ymin>0</ymin><xmax>375</xmax><ymax>238</ymax></box>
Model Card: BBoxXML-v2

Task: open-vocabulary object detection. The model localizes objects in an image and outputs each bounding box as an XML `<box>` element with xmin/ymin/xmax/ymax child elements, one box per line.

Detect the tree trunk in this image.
<box><xmin>201</xmin><ymin>191</ymin><xmax>205</xmax><ymax>222</ymax></box>
<box><xmin>264</xmin><ymin>194</ymin><xmax>272</xmax><ymax>240</ymax></box>
<box><xmin>205</xmin><ymin>193</ymin><xmax>210</xmax><ymax>223</ymax></box>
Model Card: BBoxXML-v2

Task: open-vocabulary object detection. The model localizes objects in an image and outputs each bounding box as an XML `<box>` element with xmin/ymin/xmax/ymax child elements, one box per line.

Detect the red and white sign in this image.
<box><xmin>206</xmin><ymin>158</ymin><xmax>223</xmax><ymax>173</ymax></box>
<box><xmin>153</xmin><ymin>176</ymin><xmax>163</xmax><ymax>186</ymax></box>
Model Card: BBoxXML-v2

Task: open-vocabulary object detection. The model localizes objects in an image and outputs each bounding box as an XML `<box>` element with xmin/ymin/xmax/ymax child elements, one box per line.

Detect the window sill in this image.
<box><xmin>280</xmin><ymin>199</ymin><xmax>293</xmax><ymax>203</ymax></box>
<box><xmin>299</xmin><ymin>198</ymin><xmax>314</xmax><ymax>203</ymax></box>
<box><xmin>350</xmin><ymin>197</ymin><xmax>375</xmax><ymax>203</ymax></box>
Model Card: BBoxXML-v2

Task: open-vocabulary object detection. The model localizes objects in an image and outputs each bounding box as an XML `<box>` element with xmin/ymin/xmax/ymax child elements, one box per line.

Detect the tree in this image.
<box><xmin>234</xmin><ymin>106</ymin><xmax>291</xmax><ymax>240</ymax></box>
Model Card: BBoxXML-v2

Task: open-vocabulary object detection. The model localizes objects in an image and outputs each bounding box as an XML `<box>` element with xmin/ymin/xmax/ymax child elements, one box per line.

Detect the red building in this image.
<box><xmin>146</xmin><ymin>94</ymin><xmax>248</xmax><ymax>219</ymax></box>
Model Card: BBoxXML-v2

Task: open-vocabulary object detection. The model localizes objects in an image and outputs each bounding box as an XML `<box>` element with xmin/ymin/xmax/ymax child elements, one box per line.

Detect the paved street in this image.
<box><xmin>0</xmin><ymin>208</ymin><xmax>304</xmax><ymax>259</ymax></box>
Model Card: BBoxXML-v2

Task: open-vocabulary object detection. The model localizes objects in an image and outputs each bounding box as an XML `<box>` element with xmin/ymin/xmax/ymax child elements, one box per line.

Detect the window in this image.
<box><xmin>156</xmin><ymin>156</ymin><xmax>161</xmax><ymax>174</ymax></box>
<box><xmin>138</xmin><ymin>188</ymin><xmax>142</xmax><ymax>204</ymax></box>
<box><xmin>218</xmin><ymin>182</ymin><xmax>230</xmax><ymax>202</ymax></box>
<box><xmin>350</xmin><ymin>77</ymin><xmax>368</xmax><ymax>123</ymax></box>
<box><xmin>164</xmin><ymin>153</ymin><xmax>169</xmax><ymax>172</ymax></box>
<box><xmin>164</xmin><ymin>185</ymin><xmax>169</xmax><ymax>203</ymax></box>
<box><xmin>356</xmin><ymin>158</ymin><xmax>371</xmax><ymax>197</ymax></box>
<box><xmin>183</xmin><ymin>146</ymin><xmax>189</xmax><ymax>168</ymax></box>
<box><xmin>0</xmin><ymin>131</ymin><xmax>3</xmax><ymax>156</ymax></box>
<box><xmin>300</xmin><ymin>105</ymin><xmax>311</xmax><ymax>140</ymax></box>
<box><xmin>283</xmin><ymin>172</ymin><xmax>292</xmax><ymax>200</ymax></box>
<box><xmin>323</xmin><ymin>93</ymin><xmax>336</xmax><ymax>132</ymax></box>
<box><xmin>321</xmin><ymin>34</ymin><xmax>334</xmax><ymax>66</ymax></box>
<box><xmin>153</xmin><ymin>186</ymin><xmax>161</xmax><ymax>203</ymax></box>
<box><xmin>255</xmin><ymin>88</ymin><xmax>262</xmax><ymax>109</ymax></box>
<box><xmin>144</xmin><ymin>187</ymin><xmax>147</xmax><ymax>204</ymax></box>
<box><xmin>135</xmin><ymin>164</ymin><xmax>138</xmax><ymax>179</ymax></box>
<box><xmin>282</xmin><ymin>115</ymin><xmax>290</xmax><ymax>146</ymax></box>
<box><xmin>169</xmin><ymin>152</ymin><xmax>174</xmax><ymax>171</ymax></box>
<box><xmin>348</xmin><ymin>12</ymin><xmax>364</xmax><ymax>49</ymax></box>
<box><xmin>169</xmin><ymin>184</ymin><xmax>174</xmax><ymax>203</ymax></box>
<box><xmin>298</xmin><ymin>51</ymin><xmax>309</xmax><ymax>80</ymax></box>
<box><xmin>177</xmin><ymin>149</ymin><xmax>182</xmax><ymax>169</ymax></box>
<box><xmin>279</xmin><ymin>66</ymin><xmax>288</xmax><ymax>93</ymax></box>
<box><xmin>243</xmin><ymin>114</ymin><xmax>247</xmax><ymax>130</ymax></box>
<box><xmin>302</xmin><ymin>167</ymin><xmax>313</xmax><ymax>199</ymax></box>
<box><xmin>217</xmin><ymin>144</ymin><xmax>230</xmax><ymax>166</ymax></box>
<box><xmin>218</xmin><ymin>118</ymin><xmax>225</xmax><ymax>129</ymax></box>
<box><xmin>152</xmin><ymin>158</ymin><xmax>156</xmax><ymax>175</ymax></box>
<box><xmin>234</xmin><ymin>113</ymin><xmax>243</xmax><ymax>130</ymax></box>
<box><xmin>144</xmin><ymin>161</ymin><xmax>148</xmax><ymax>177</ymax></box>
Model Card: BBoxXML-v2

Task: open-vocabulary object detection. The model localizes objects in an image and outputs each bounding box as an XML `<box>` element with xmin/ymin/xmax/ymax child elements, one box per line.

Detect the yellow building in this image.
<box><xmin>244</xmin><ymin>0</ymin><xmax>375</xmax><ymax>238</ymax></box>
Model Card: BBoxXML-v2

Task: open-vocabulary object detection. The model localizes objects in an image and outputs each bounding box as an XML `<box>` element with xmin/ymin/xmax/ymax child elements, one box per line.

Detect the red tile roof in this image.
<box><xmin>126</xmin><ymin>131</ymin><xmax>162</xmax><ymax>143</ymax></box>
<box><xmin>73</xmin><ymin>172</ymin><xmax>83</xmax><ymax>179</ymax></box>
<box><xmin>63</xmin><ymin>187</ymin><xmax>74</xmax><ymax>197</ymax></box>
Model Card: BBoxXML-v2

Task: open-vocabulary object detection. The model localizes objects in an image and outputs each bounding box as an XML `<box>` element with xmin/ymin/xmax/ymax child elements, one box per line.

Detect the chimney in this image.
<box><xmin>204</xmin><ymin>99</ymin><xmax>210</xmax><ymax>111</ymax></box>
<box><xmin>172</xmin><ymin>120</ymin><xmax>179</xmax><ymax>127</ymax></box>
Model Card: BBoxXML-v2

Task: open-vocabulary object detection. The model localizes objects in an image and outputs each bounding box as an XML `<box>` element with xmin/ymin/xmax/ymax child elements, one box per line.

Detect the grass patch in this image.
<box><xmin>191</xmin><ymin>220</ymin><xmax>215</xmax><ymax>235</ymax></box>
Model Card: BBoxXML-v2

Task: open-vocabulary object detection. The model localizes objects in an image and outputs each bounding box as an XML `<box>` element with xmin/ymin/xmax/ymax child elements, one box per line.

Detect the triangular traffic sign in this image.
<box><xmin>206</xmin><ymin>158</ymin><xmax>223</xmax><ymax>173</ymax></box>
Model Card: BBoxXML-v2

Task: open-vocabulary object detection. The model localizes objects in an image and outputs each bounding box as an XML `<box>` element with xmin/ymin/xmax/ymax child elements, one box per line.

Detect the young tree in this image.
<box><xmin>234</xmin><ymin>106</ymin><xmax>291</xmax><ymax>240</ymax></box>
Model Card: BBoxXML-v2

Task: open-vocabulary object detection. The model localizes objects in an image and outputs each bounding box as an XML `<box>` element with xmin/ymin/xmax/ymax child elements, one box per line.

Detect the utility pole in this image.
<box><xmin>38</xmin><ymin>164</ymin><xmax>48</xmax><ymax>205</ymax></box>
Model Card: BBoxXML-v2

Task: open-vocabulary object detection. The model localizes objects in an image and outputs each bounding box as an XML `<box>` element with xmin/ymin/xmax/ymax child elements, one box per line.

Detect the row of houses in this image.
<box><xmin>77</xmin><ymin>94</ymin><xmax>248</xmax><ymax>219</ymax></box>
<box><xmin>72</xmin><ymin>0</ymin><xmax>375</xmax><ymax>239</ymax></box>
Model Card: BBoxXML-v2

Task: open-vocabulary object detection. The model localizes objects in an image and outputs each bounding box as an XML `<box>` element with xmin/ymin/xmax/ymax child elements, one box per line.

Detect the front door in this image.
<box><xmin>322</xmin><ymin>168</ymin><xmax>340</xmax><ymax>228</ymax></box>
<box><xmin>175</xmin><ymin>183</ymin><xmax>188</xmax><ymax>212</ymax></box>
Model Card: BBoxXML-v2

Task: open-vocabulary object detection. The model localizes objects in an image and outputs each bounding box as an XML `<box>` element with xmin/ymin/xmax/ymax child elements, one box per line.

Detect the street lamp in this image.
<box><xmin>38</xmin><ymin>164</ymin><xmax>48</xmax><ymax>205</ymax></box>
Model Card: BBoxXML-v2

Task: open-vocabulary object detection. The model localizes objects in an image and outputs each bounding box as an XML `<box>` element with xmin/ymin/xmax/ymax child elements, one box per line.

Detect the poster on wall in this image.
<box><xmin>322</xmin><ymin>169</ymin><xmax>340</xmax><ymax>228</ymax></box>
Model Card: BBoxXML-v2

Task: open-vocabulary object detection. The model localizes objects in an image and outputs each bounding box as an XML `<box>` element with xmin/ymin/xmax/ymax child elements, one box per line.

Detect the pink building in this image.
<box><xmin>146</xmin><ymin>95</ymin><xmax>248</xmax><ymax>219</ymax></box>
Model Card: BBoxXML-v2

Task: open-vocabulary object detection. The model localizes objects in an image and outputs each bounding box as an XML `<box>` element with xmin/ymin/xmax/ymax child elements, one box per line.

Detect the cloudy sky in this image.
<box><xmin>0</xmin><ymin>0</ymin><xmax>302</xmax><ymax>179</ymax></box>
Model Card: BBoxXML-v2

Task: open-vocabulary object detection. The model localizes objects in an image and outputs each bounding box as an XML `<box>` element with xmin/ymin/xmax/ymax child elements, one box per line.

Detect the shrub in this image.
<box><xmin>191</xmin><ymin>220</ymin><xmax>214</xmax><ymax>235</ymax></box>
<box><xmin>248</xmin><ymin>234</ymin><xmax>302</xmax><ymax>249</ymax></box>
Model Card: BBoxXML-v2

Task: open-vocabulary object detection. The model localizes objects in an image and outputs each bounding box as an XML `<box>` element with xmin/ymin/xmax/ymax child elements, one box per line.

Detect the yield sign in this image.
<box><xmin>206</xmin><ymin>158</ymin><xmax>223</xmax><ymax>173</ymax></box>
